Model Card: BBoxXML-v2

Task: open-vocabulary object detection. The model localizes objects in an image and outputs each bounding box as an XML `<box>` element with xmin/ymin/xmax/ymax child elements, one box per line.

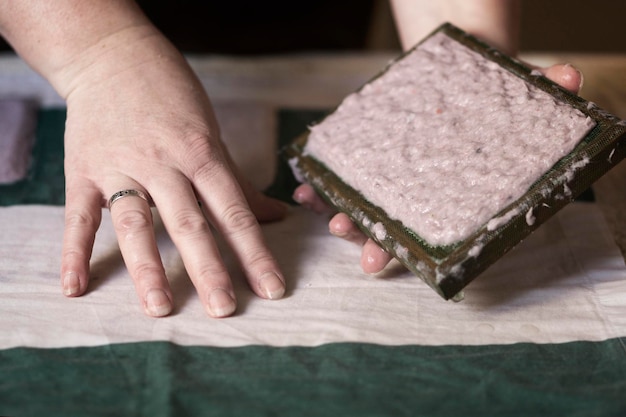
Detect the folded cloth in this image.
<box><xmin>0</xmin><ymin>98</ymin><xmax>38</xmax><ymax>184</ymax></box>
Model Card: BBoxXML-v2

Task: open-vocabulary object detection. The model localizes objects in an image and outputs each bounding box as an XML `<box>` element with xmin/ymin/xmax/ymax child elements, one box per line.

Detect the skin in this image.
<box><xmin>390</xmin><ymin>0</ymin><xmax>522</xmax><ymax>55</ymax></box>
<box><xmin>293</xmin><ymin>0</ymin><xmax>584</xmax><ymax>275</ymax></box>
<box><xmin>0</xmin><ymin>1</ymin><xmax>287</xmax><ymax>318</ymax></box>
<box><xmin>0</xmin><ymin>0</ymin><xmax>583</xmax><ymax>317</ymax></box>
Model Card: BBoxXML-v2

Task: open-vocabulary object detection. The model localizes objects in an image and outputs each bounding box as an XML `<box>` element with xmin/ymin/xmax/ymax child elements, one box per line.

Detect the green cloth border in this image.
<box><xmin>1</xmin><ymin>339</ymin><xmax>625</xmax><ymax>416</ymax></box>
<box><xmin>0</xmin><ymin>108</ymin><xmax>66</xmax><ymax>206</ymax></box>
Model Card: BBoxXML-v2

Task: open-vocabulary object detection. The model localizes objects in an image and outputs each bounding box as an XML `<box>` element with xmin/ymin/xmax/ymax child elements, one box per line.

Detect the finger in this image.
<box><xmin>223</xmin><ymin>147</ymin><xmax>289</xmax><ymax>223</ymax></box>
<box><xmin>61</xmin><ymin>182</ymin><xmax>102</xmax><ymax>297</ymax></box>
<box><xmin>540</xmin><ymin>63</ymin><xmax>583</xmax><ymax>94</ymax></box>
<box><xmin>329</xmin><ymin>213</ymin><xmax>394</xmax><ymax>274</ymax></box>
<box><xmin>328</xmin><ymin>212</ymin><xmax>368</xmax><ymax>246</ymax></box>
<box><xmin>244</xmin><ymin>186</ymin><xmax>289</xmax><ymax>223</ymax></box>
<box><xmin>292</xmin><ymin>184</ymin><xmax>332</xmax><ymax>214</ymax></box>
<box><xmin>153</xmin><ymin>179</ymin><xmax>239</xmax><ymax>318</ymax></box>
<box><xmin>193</xmin><ymin>164</ymin><xmax>286</xmax><ymax>302</ymax></box>
<box><xmin>109</xmin><ymin>187</ymin><xmax>173</xmax><ymax>317</ymax></box>
<box><xmin>361</xmin><ymin>238</ymin><xmax>393</xmax><ymax>274</ymax></box>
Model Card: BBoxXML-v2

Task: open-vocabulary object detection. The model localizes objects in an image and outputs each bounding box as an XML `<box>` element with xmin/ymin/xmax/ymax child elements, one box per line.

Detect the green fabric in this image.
<box><xmin>265</xmin><ymin>109</ymin><xmax>327</xmax><ymax>203</ymax></box>
<box><xmin>1</xmin><ymin>340</ymin><xmax>625</xmax><ymax>417</ymax></box>
<box><xmin>0</xmin><ymin>108</ymin><xmax>66</xmax><ymax>206</ymax></box>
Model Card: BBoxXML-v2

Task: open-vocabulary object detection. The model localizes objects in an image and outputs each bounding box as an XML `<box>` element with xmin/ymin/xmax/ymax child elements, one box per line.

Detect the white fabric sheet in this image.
<box><xmin>1</xmin><ymin>203</ymin><xmax>625</xmax><ymax>349</ymax></box>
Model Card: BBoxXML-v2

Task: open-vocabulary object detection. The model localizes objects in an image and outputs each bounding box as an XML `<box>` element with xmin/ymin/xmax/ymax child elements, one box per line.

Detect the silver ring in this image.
<box><xmin>108</xmin><ymin>189</ymin><xmax>154</xmax><ymax>209</ymax></box>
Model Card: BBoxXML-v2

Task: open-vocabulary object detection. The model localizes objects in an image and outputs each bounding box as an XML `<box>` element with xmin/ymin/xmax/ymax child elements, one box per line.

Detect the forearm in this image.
<box><xmin>0</xmin><ymin>0</ymin><xmax>174</xmax><ymax>98</ymax></box>
<box><xmin>389</xmin><ymin>0</ymin><xmax>521</xmax><ymax>55</ymax></box>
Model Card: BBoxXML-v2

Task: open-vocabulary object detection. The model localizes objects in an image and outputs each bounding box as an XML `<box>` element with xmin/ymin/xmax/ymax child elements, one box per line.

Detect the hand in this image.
<box><xmin>59</xmin><ymin>28</ymin><xmax>287</xmax><ymax>318</ymax></box>
<box><xmin>293</xmin><ymin>63</ymin><xmax>584</xmax><ymax>275</ymax></box>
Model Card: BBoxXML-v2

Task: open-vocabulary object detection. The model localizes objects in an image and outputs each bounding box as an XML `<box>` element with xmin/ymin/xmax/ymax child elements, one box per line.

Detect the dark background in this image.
<box><xmin>1</xmin><ymin>0</ymin><xmax>625</xmax><ymax>54</ymax></box>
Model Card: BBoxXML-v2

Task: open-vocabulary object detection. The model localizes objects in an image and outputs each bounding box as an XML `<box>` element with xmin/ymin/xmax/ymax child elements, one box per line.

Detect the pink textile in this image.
<box><xmin>0</xmin><ymin>98</ymin><xmax>38</xmax><ymax>184</ymax></box>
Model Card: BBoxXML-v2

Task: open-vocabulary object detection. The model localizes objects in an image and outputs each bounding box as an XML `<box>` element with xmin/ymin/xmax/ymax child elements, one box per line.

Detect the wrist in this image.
<box><xmin>51</xmin><ymin>24</ymin><xmax>180</xmax><ymax>99</ymax></box>
<box><xmin>0</xmin><ymin>1</ymin><xmax>179</xmax><ymax>99</ymax></box>
<box><xmin>391</xmin><ymin>0</ymin><xmax>520</xmax><ymax>55</ymax></box>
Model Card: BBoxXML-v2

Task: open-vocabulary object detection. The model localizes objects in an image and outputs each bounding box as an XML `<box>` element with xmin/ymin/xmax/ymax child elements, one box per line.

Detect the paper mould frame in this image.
<box><xmin>282</xmin><ymin>23</ymin><xmax>626</xmax><ymax>300</ymax></box>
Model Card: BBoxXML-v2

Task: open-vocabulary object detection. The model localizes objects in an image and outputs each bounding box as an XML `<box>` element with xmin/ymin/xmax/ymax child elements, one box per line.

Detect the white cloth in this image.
<box><xmin>1</xmin><ymin>203</ymin><xmax>625</xmax><ymax>349</ymax></box>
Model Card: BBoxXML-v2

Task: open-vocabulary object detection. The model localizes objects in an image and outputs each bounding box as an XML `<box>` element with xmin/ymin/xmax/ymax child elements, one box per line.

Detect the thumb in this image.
<box><xmin>539</xmin><ymin>63</ymin><xmax>583</xmax><ymax>94</ymax></box>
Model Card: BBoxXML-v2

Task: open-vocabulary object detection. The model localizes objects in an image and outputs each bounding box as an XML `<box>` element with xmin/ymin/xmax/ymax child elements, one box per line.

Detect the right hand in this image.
<box><xmin>57</xmin><ymin>24</ymin><xmax>287</xmax><ymax>318</ymax></box>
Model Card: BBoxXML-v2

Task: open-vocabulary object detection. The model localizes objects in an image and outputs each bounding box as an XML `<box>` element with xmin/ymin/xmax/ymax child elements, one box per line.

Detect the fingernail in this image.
<box><xmin>364</xmin><ymin>254</ymin><xmax>377</xmax><ymax>270</ymax></box>
<box><xmin>329</xmin><ymin>223</ymin><xmax>347</xmax><ymax>238</ymax></box>
<box><xmin>291</xmin><ymin>188</ymin><xmax>304</xmax><ymax>203</ymax></box>
<box><xmin>564</xmin><ymin>63</ymin><xmax>584</xmax><ymax>91</ymax></box>
<box><xmin>259</xmin><ymin>271</ymin><xmax>285</xmax><ymax>300</ymax></box>
<box><xmin>208</xmin><ymin>288</ymin><xmax>237</xmax><ymax>317</ymax></box>
<box><xmin>63</xmin><ymin>272</ymin><xmax>80</xmax><ymax>296</ymax></box>
<box><xmin>291</xmin><ymin>190</ymin><xmax>311</xmax><ymax>209</ymax></box>
<box><xmin>145</xmin><ymin>289</ymin><xmax>172</xmax><ymax>317</ymax></box>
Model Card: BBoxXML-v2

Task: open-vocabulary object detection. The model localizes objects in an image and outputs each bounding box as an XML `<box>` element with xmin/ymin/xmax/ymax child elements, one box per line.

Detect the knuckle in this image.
<box><xmin>61</xmin><ymin>247</ymin><xmax>89</xmax><ymax>266</ymax></box>
<box><xmin>182</xmin><ymin>136</ymin><xmax>226</xmax><ymax>179</ymax></box>
<box><xmin>65</xmin><ymin>209</ymin><xmax>99</xmax><ymax>231</ymax></box>
<box><xmin>195</xmin><ymin>264</ymin><xmax>230</xmax><ymax>282</ymax></box>
<box><xmin>191</xmin><ymin>157</ymin><xmax>227</xmax><ymax>187</ymax></box>
<box><xmin>113</xmin><ymin>209</ymin><xmax>153</xmax><ymax>233</ymax></box>
<box><xmin>220</xmin><ymin>204</ymin><xmax>258</xmax><ymax>234</ymax></box>
<box><xmin>170</xmin><ymin>209</ymin><xmax>211</xmax><ymax>237</ymax></box>
<box><xmin>131</xmin><ymin>262</ymin><xmax>165</xmax><ymax>282</ymax></box>
<box><xmin>244</xmin><ymin>251</ymin><xmax>276</xmax><ymax>270</ymax></box>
